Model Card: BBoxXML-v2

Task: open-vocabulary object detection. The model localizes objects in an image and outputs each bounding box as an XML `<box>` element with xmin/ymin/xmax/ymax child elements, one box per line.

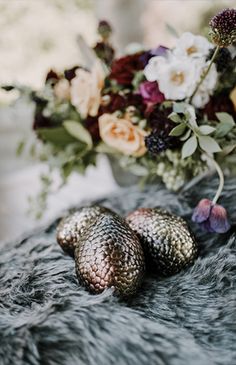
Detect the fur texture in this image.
<box><xmin>0</xmin><ymin>176</ymin><xmax>236</xmax><ymax>365</ymax></box>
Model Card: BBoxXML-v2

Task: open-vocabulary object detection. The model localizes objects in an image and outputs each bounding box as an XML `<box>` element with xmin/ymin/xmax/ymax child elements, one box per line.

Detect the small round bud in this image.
<box><xmin>101</xmin><ymin>94</ymin><xmax>111</xmax><ymax>106</ymax></box>
<box><xmin>98</xmin><ymin>20</ymin><xmax>112</xmax><ymax>41</ymax></box>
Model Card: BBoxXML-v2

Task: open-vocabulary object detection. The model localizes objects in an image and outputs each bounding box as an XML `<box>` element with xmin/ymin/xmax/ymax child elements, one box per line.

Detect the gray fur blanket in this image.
<box><xmin>0</xmin><ymin>176</ymin><xmax>236</xmax><ymax>365</ymax></box>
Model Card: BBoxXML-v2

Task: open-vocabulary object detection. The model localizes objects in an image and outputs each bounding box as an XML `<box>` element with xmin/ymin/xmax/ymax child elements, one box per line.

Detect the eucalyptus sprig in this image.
<box><xmin>168</xmin><ymin>102</ymin><xmax>221</xmax><ymax>159</ymax></box>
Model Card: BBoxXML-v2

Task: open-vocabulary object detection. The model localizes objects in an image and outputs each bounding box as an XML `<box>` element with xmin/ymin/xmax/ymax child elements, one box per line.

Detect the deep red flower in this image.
<box><xmin>201</xmin><ymin>93</ymin><xmax>236</xmax><ymax>120</ymax></box>
<box><xmin>45</xmin><ymin>69</ymin><xmax>60</xmax><ymax>85</ymax></box>
<box><xmin>110</xmin><ymin>52</ymin><xmax>145</xmax><ymax>86</ymax></box>
<box><xmin>84</xmin><ymin>116</ymin><xmax>100</xmax><ymax>143</ymax></box>
<box><xmin>100</xmin><ymin>93</ymin><xmax>145</xmax><ymax>114</ymax></box>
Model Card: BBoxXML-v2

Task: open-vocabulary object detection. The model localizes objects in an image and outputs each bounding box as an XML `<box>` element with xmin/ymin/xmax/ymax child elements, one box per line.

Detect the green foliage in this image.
<box><xmin>37</xmin><ymin>127</ymin><xmax>78</xmax><ymax>147</ymax></box>
<box><xmin>215</xmin><ymin>112</ymin><xmax>235</xmax><ymax>138</ymax></box>
<box><xmin>63</xmin><ymin>120</ymin><xmax>93</xmax><ymax>148</ymax></box>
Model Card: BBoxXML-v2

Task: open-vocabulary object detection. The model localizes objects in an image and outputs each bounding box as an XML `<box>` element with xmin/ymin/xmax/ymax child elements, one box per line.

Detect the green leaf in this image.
<box><xmin>165</xmin><ymin>23</ymin><xmax>179</xmax><ymax>38</ymax></box>
<box><xmin>173</xmin><ymin>102</ymin><xmax>186</xmax><ymax>114</ymax></box>
<box><xmin>169</xmin><ymin>123</ymin><xmax>186</xmax><ymax>136</ymax></box>
<box><xmin>63</xmin><ymin>120</ymin><xmax>92</xmax><ymax>148</ymax></box>
<box><xmin>220</xmin><ymin>144</ymin><xmax>236</xmax><ymax>156</ymax></box>
<box><xmin>181</xmin><ymin>135</ymin><xmax>197</xmax><ymax>159</ymax></box>
<box><xmin>198</xmin><ymin>125</ymin><xmax>216</xmax><ymax>135</ymax></box>
<box><xmin>198</xmin><ymin>136</ymin><xmax>221</xmax><ymax>154</ymax></box>
<box><xmin>37</xmin><ymin>127</ymin><xmax>77</xmax><ymax>147</ymax></box>
<box><xmin>132</xmin><ymin>71</ymin><xmax>145</xmax><ymax>90</ymax></box>
<box><xmin>128</xmin><ymin>164</ymin><xmax>148</xmax><ymax>176</ymax></box>
<box><xmin>180</xmin><ymin>129</ymin><xmax>191</xmax><ymax>141</ymax></box>
<box><xmin>216</xmin><ymin>112</ymin><xmax>235</xmax><ymax>126</ymax></box>
<box><xmin>95</xmin><ymin>143</ymin><xmax>118</xmax><ymax>154</ymax></box>
<box><xmin>16</xmin><ymin>140</ymin><xmax>25</xmax><ymax>156</ymax></box>
<box><xmin>168</xmin><ymin>112</ymin><xmax>182</xmax><ymax>124</ymax></box>
<box><xmin>215</xmin><ymin>112</ymin><xmax>235</xmax><ymax>138</ymax></box>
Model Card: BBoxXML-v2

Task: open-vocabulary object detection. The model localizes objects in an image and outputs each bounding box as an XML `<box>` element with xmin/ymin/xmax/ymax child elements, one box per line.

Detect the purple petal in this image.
<box><xmin>150</xmin><ymin>45</ymin><xmax>169</xmax><ymax>58</ymax></box>
<box><xmin>199</xmin><ymin>220</ymin><xmax>215</xmax><ymax>233</ymax></box>
<box><xmin>209</xmin><ymin>204</ymin><xmax>231</xmax><ymax>233</ymax></box>
<box><xmin>192</xmin><ymin>199</ymin><xmax>212</xmax><ymax>223</ymax></box>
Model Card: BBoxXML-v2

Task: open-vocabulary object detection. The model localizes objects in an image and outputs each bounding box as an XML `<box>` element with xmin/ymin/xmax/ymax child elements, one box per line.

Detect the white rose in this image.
<box><xmin>145</xmin><ymin>54</ymin><xmax>199</xmax><ymax>100</ymax></box>
<box><xmin>143</xmin><ymin>56</ymin><xmax>167</xmax><ymax>82</ymax></box>
<box><xmin>98</xmin><ymin>113</ymin><xmax>147</xmax><ymax>157</ymax></box>
<box><xmin>173</xmin><ymin>32</ymin><xmax>213</xmax><ymax>58</ymax></box>
<box><xmin>71</xmin><ymin>60</ymin><xmax>104</xmax><ymax>118</ymax></box>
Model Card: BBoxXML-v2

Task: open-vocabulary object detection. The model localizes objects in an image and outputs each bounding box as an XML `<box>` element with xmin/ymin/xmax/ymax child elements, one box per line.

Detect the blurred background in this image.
<box><xmin>0</xmin><ymin>0</ymin><xmax>234</xmax><ymax>242</ymax></box>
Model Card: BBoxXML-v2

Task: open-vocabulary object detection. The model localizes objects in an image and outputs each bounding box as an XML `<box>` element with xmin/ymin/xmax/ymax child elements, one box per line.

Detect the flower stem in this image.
<box><xmin>189</xmin><ymin>45</ymin><xmax>220</xmax><ymax>103</ymax></box>
<box><xmin>207</xmin><ymin>154</ymin><xmax>224</xmax><ymax>204</ymax></box>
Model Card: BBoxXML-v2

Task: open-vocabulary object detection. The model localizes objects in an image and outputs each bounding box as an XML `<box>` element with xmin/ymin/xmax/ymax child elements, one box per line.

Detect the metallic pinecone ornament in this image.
<box><xmin>56</xmin><ymin>205</ymin><xmax>113</xmax><ymax>256</ymax></box>
<box><xmin>74</xmin><ymin>214</ymin><xmax>145</xmax><ymax>297</ymax></box>
<box><xmin>126</xmin><ymin>208</ymin><xmax>198</xmax><ymax>276</ymax></box>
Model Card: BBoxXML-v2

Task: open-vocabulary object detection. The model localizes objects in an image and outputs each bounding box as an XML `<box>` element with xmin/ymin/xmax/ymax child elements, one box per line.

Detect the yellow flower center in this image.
<box><xmin>171</xmin><ymin>71</ymin><xmax>185</xmax><ymax>85</ymax></box>
<box><xmin>187</xmin><ymin>45</ymin><xmax>198</xmax><ymax>55</ymax></box>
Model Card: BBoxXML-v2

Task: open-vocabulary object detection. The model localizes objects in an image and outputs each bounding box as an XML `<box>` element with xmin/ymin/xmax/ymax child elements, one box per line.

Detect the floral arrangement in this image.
<box><xmin>5</xmin><ymin>8</ymin><xmax>236</xmax><ymax>232</ymax></box>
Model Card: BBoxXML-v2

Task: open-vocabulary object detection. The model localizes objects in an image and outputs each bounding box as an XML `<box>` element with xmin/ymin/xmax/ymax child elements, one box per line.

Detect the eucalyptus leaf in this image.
<box><xmin>173</xmin><ymin>102</ymin><xmax>186</xmax><ymax>114</ymax></box>
<box><xmin>128</xmin><ymin>164</ymin><xmax>148</xmax><ymax>176</ymax></box>
<box><xmin>216</xmin><ymin>112</ymin><xmax>235</xmax><ymax>126</ymax></box>
<box><xmin>198</xmin><ymin>125</ymin><xmax>216</xmax><ymax>135</ymax></box>
<box><xmin>16</xmin><ymin>140</ymin><xmax>25</xmax><ymax>156</ymax></box>
<box><xmin>198</xmin><ymin>136</ymin><xmax>221</xmax><ymax>154</ymax></box>
<box><xmin>37</xmin><ymin>127</ymin><xmax>77</xmax><ymax>147</ymax></box>
<box><xmin>220</xmin><ymin>144</ymin><xmax>236</xmax><ymax>156</ymax></box>
<box><xmin>215</xmin><ymin>112</ymin><xmax>235</xmax><ymax>138</ymax></box>
<box><xmin>63</xmin><ymin>120</ymin><xmax>92</xmax><ymax>148</ymax></box>
<box><xmin>181</xmin><ymin>135</ymin><xmax>197</xmax><ymax>159</ymax></box>
<box><xmin>165</xmin><ymin>23</ymin><xmax>179</xmax><ymax>38</ymax></box>
<box><xmin>180</xmin><ymin>129</ymin><xmax>191</xmax><ymax>141</ymax></box>
<box><xmin>169</xmin><ymin>123</ymin><xmax>186</xmax><ymax>136</ymax></box>
<box><xmin>168</xmin><ymin>112</ymin><xmax>182</xmax><ymax>124</ymax></box>
<box><xmin>95</xmin><ymin>143</ymin><xmax>118</xmax><ymax>154</ymax></box>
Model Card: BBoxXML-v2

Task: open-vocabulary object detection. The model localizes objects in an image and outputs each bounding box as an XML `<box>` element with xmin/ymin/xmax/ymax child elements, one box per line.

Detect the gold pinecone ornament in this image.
<box><xmin>126</xmin><ymin>208</ymin><xmax>198</xmax><ymax>276</ymax></box>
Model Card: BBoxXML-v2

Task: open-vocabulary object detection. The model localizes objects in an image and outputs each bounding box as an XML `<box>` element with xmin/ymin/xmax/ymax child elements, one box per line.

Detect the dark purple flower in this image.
<box><xmin>139</xmin><ymin>81</ymin><xmax>165</xmax><ymax>105</ymax></box>
<box><xmin>140</xmin><ymin>46</ymin><xmax>169</xmax><ymax>66</ymax></box>
<box><xmin>98</xmin><ymin>20</ymin><xmax>112</xmax><ymax>40</ymax></box>
<box><xmin>93</xmin><ymin>41</ymin><xmax>115</xmax><ymax>66</ymax></box>
<box><xmin>209</xmin><ymin>8</ymin><xmax>236</xmax><ymax>47</ymax></box>
<box><xmin>192</xmin><ymin>198</ymin><xmax>231</xmax><ymax>233</ymax></box>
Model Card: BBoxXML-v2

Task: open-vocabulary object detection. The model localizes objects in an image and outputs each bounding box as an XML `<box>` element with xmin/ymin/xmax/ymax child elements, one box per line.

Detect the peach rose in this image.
<box><xmin>54</xmin><ymin>79</ymin><xmax>71</xmax><ymax>101</ymax></box>
<box><xmin>98</xmin><ymin>113</ymin><xmax>147</xmax><ymax>157</ymax></box>
<box><xmin>230</xmin><ymin>86</ymin><xmax>236</xmax><ymax>112</ymax></box>
<box><xmin>70</xmin><ymin>61</ymin><xmax>104</xmax><ymax>118</ymax></box>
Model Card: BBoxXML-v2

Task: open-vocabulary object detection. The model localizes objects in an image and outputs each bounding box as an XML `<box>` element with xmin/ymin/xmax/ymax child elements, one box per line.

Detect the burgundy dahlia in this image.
<box><xmin>84</xmin><ymin>116</ymin><xmax>100</xmax><ymax>143</ymax></box>
<box><xmin>209</xmin><ymin>8</ymin><xmax>236</xmax><ymax>47</ymax></box>
<box><xmin>100</xmin><ymin>93</ymin><xmax>144</xmax><ymax>114</ymax></box>
<box><xmin>110</xmin><ymin>52</ymin><xmax>145</xmax><ymax>86</ymax></box>
<box><xmin>202</xmin><ymin>93</ymin><xmax>236</xmax><ymax>120</ymax></box>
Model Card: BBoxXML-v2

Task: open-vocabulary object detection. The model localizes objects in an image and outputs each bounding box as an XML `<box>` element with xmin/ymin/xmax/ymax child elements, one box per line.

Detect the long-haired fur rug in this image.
<box><xmin>0</xmin><ymin>176</ymin><xmax>235</xmax><ymax>365</ymax></box>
